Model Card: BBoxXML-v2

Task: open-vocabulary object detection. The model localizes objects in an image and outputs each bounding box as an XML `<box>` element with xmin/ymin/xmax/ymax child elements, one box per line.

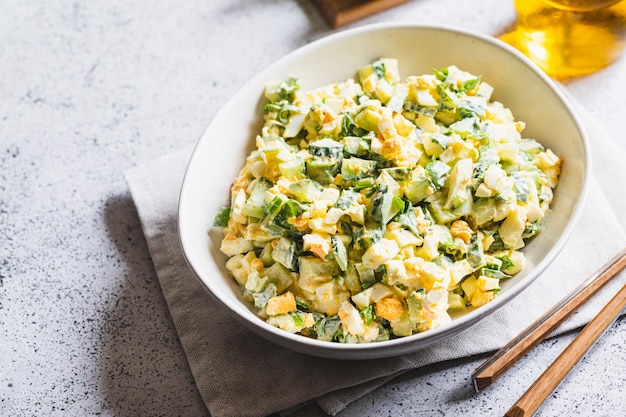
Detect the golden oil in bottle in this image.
<box><xmin>504</xmin><ymin>0</ymin><xmax>626</xmax><ymax>79</ymax></box>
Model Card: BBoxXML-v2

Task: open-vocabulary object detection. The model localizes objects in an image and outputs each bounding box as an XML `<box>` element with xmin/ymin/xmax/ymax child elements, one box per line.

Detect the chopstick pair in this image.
<box><xmin>471</xmin><ymin>247</ymin><xmax>626</xmax><ymax>417</ymax></box>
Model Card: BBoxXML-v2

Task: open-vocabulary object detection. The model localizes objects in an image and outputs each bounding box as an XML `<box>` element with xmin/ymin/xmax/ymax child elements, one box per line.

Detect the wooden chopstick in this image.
<box><xmin>472</xmin><ymin>247</ymin><xmax>626</xmax><ymax>392</ymax></box>
<box><xmin>505</xmin><ymin>281</ymin><xmax>626</xmax><ymax>417</ymax></box>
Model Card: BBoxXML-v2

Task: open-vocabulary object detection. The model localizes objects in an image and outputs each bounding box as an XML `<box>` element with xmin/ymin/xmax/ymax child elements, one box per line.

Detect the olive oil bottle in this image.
<box><xmin>504</xmin><ymin>0</ymin><xmax>626</xmax><ymax>79</ymax></box>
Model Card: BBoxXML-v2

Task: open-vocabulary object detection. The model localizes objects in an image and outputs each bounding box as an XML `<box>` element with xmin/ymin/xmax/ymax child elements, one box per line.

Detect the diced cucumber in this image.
<box><xmin>344</xmin><ymin>263</ymin><xmax>363</xmax><ymax>294</ymax></box>
<box><xmin>289</xmin><ymin>179</ymin><xmax>321</xmax><ymax>203</ymax></box>
<box><xmin>261</xmin><ymin>197</ymin><xmax>302</xmax><ymax>236</ymax></box>
<box><xmin>425</xmin><ymin>159</ymin><xmax>451</xmax><ymax>190</ymax></box>
<box><xmin>343</xmin><ymin>136</ymin><xmax>371</xmax><ymax>157</ymax></box>
<box><xmin>331</xmin><ymin>235</ymin><xmax>348</xmax><ymax>272</ymax></box>
<box><xmin>307</xmin><ymin>139</ymin><xmax>344</xmax><ymax>184</ymax></box>
<box><xmin>341</xmin><ymin>157</ymin><xmax>377</xmax><ymax>181</ymax></box>
<box><xmin>431</xmin><ymin>132</ymin><xmax>450</xmax><ymax>149</ymax></box>
<box><xmin>298</xmin><ymin>256</ymin><xmax>340</xmax><ymax>279</ymax></box>
<box><xmin>353</xmin><ymin>227</ymin><xmax>383</xmax><ymax>251</ymax></box>
<box><xmin>314</xmin><ymin>315</ymin><xmax>342</xmax><ymax>342</ymax></box>
<box><xmin>430</xmin><ymin>198</ymin><xmax>472</xmax><ymax>225</ymax></box>
<box><xmin>473</xmin><ymin>197</ymin><xmax>496</xmax><ymax>226</ymax></box>
<box><xmin>306</xmin><ymin>163</ymin><xmax>336</xmax><ymax>185</ymax></box>
<box><xmin>453</xmin><ymin>193</ymin><xmax>474</xmax><ymax>218</ymax></box>
<box><xmin>242</xmin><ymin>177</ymin><xmax>272</xmax><ymax>219</ymax></box>
<box><xmin>259</xmin><ymin>242</ymin><xmax>274</xmax><ymax>267</ymax></box>
<box><xmin>467</xmin><ymin>236</ymin><xmax>486</xmax><ymax>269</ymax></box>
<box><xmin>376</xmin><ymin>170</ymin><xmax>401</xmax><ymax>196</ymax></box>
<box><xmin>447</xmin><ymin>292</ymin><xmax>466</xmax><ymax>311</ymax></box>
<box><xmin>250</xmin><ymin>283</ymin><xmax>277</xmax><ymax>309</ymax></box>
<box><xmin>422</xmin><ymin>133</ymin><xmax>446</xmax><ymax>157</ymax></box>
<box><xmin>392</xmin><ymin>201</ymin><xmax>421</xmax><ymax>237</ymax></box>
<box><xmin>354</xmin><ymin>108</ymin><xmax>381</xmax><ymax>132</ymax></box>
<box><xmin>407</xmin><ymin>289</ymin><xmax>424</xmax><ymax>324</ymax></box>
<box><xmin>336</xmin><ymin>189</ymin><xmax>361</xmax><ymax>209</ymax></box>
<box><xmin>438</xmin><ymin>239</ymin><xmax>463</xmax><ymax>261</ymax></box>
<box><xmin>260</xmin><ymin>138</ymin><xmax>289</xmax><ymax>161</ymax></box>
<box><xmin>262</xmin><ymin>262</ymin><xmax>294</xmax><ymax>293</ymax></box>
<box><xmin>355</xmin><ymin>262</ymin><xmax>377</xmax><ymax>289</ymax></box>
<box><xmin>381</xmin><ymin>167</ymin><xmax>412</xmax><ymax>182</ymax></box>
<box><xmin>278</xmin><ymin>158</ymin><xmax>305</xmax><ymax>179</ymax></box>
<box><xmin>444</xmin><ymin>158</ymin><xmax>473</xmax><ymax>210</ymax></box>
<box><xmin>426</xmin><ymin>195</ymin><xmax>457</xmax><ymax>225</ymax></box>
<box><xmin>449</xmin><ymin>116</ymin><xmax>479</xmax><ymax>139</ymax></box>
<box><xmin>309</xmin><ymin>138</ymin><xmax>344</xmax><ymax>160</ymax></box>
<box><xmin>271</xmin><ymin>237</ymin><xmax>297</xmax><ymax>270</ymax></box>
<box><xmin>500</xmin><ymin>251</ymin><xmax>524</xmax><ymax>275</ymax></box>
<box><xmin>369</xmin><ymin>185</ymin><xmax>404</xmax><ymax>225</ymax></box>
<box><xmin>245</xmin><ymin>271</ymin><xmax>276</xmax><ymax>308</ymax></box>
<box><xmin>405</xmin><ymin>173</ymin><xmax>434</xmax><ymax>204</ymax></box>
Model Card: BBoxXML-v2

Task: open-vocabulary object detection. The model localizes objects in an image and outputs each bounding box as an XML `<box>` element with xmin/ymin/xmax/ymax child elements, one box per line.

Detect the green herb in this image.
<box><xmin>438</xmin><ymin>240</ymin><xmax>463</xmax><ymax>261</ymax></box>
<box><xmin>496</xmin><ymin>254</ymin><xmax>514</xmax><ymax>272</ymax></box>
<box><xmin>296</xmin><ymin>297</ymin><xmax>310</xmax><ymax>311</ymax></box>
<box><xmin>373</xmin><ymin>62</ymin><xmax>386</xmax><ymax>79</ymax></box>
<box><xmin>265</xmin><ymin>195</ymin><xmax>284</xmax><ymax>215</ymax></box>
<box><xmin>513</xmin><ymin>173</ymin><xmax>530</xmax><ymax>203</ymax></box>
<box><xmin>489</xmin><ymin>232</ymin><xmax>507</xmax><ymax>251</ymax></box>
<box><xmin>467</xmin><ymin>236</ymin><xmax>486</xmax><ymax>269</ymax></box>
<box><xmin>432</xmin><ymin>67</ymin><xmax>449</xmax><ymax>82</ymax></box>
<box><xmin>331</xmin><ymin>235</ymin><xmax>348</xmax><ymax>272</ymax></box>
<box><xmin>313</xmin><ymin>315</ymin><xmax>343</xmax><ymax>342</ymax></box>
<box><xmin>292</xmin><ymin>312</ymin><xmax>304</xmax><ymax>327</ymax></box>
<box><xmin>341</xmin><ymin>114</ymin><xmax>368</xmax><ymax>138</ymax></box>
<box><xmin>360</xmin><ymin>305</ymin><xmax>375</xmax><ymax>325</ymax></box>
<box><xmin>277</xmin><ymin>77</ymin><xmax>300</xmax><ymax>102</ymax></box>
<box><xmin>353</xmin><ymin>177</ymin><xmax>376</xmax><ymax>191</ymax></box>
<box><xmin>462</xmin><ymin>77</ymin><xmax>481</xmax><ymax>92</ymax></box>
<box><xmin>481</xmin><ymin>267</ymin><xmax>511</xmax><ymax>280</ymax></box>
<box><xmin>431</xmin><ymin>133</ymin><xmax>450</xmax><ymax>149</ymax></box>
<box><xmin>212</xmin><ymin>207</ymin><xmax>231</xmax><ymax>227</ymax></box>
<box><xmin>436</xmin><ymin>83</ymin><xmax>455</xmax><ymax>103</ymax></box>
<box><xmin>473</xmin><ymin>143</ymin><xmax>499</xmax><ymax>180</ymax></box>
<box><xmin>393</xmin><ymin>201</ymin><xmax>421</xmax><ymax>237</ymax></box>
<box><xmin>425</xmin><ymin>159</ymin><xmax>451</xmax><ymax>190</ymax></box>
<box><xmin>523</xmin><ymin>221</ymin><xmax>540</xmax><ymax>238</ymax></box>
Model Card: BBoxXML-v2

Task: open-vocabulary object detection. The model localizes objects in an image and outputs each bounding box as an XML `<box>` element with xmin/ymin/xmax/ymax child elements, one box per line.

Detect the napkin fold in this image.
<box><xmin>124</xmin><ymin>102</ymin><xmax>626</xmax><ymax>417</ymax></box>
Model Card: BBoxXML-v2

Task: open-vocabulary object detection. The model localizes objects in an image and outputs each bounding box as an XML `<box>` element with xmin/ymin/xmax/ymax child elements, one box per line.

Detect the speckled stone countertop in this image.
<box><xmin>1</xmin><ymin>1</ymin><xmax>625</xmax><ymax>416</ymax></box>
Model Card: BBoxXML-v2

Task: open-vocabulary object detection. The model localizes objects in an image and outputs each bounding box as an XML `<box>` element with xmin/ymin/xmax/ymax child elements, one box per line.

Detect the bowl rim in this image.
<box><xmin>178</xmin><ymin>21</ymin><xmax>591</xmax><ymax>359</ymax></box>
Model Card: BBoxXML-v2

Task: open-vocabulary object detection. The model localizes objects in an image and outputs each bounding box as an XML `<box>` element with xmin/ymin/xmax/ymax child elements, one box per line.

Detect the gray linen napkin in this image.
<box><xmin>124</xmin><ymin>104</ymin><xmax>626</xmax><ymax>417</ymax></box>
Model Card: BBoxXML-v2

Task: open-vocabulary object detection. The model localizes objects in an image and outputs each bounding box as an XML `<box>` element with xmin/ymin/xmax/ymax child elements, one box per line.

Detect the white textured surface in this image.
<box><xmin>0</xmin><ymin>1</ymin><xmax>624</xmax><ymax>416</ymax></box>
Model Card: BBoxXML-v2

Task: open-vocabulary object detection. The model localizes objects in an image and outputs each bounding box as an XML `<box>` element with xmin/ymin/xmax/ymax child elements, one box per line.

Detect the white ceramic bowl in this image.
<box><xmin>178</xmin><ymin>23</ymin><xmax>590</xmax><ymax>359</ymax></box>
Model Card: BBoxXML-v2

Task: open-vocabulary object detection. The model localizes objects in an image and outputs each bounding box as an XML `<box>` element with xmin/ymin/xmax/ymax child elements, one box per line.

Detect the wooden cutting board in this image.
<box><xmin>314</xmin><ymin>0</ymin><xmax>412</xmax><ymax>28</ymax></box>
